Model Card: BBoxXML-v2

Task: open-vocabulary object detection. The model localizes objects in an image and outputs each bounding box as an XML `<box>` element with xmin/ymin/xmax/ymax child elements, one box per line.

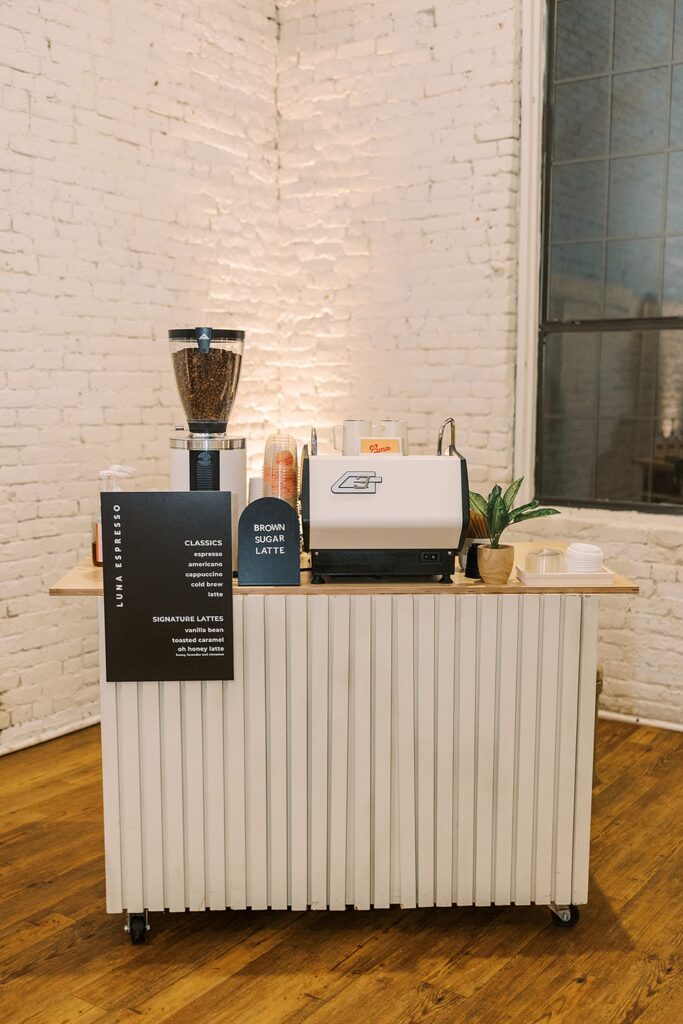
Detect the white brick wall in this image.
<box><xmin>2</xmin><ymin>0</ymin><xmax>682</xmax><ymax>748</ymax></box>
<box><xmin>0</xmin><ymin>0</ymin><xmax>279</xmax><ymax>751</ymax></box>
<box><xmin>277</xmin><ymin>0</ymin><xmax>520</xmax><ymax>466</ymax></box>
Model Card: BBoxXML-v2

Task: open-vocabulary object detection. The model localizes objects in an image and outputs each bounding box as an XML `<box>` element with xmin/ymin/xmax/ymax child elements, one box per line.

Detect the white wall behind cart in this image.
<box><xmin>0</xmin><ymin>0</ymin><xmax>279</xmax><ymax>751</ymax></box>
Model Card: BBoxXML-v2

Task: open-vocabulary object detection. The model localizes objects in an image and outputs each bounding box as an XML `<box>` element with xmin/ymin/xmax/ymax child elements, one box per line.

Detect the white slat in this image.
<box><xmin>513</xmin><ymin>595</ymin><xmax>540</xmax><ymax>905</ymax></box>
<box><xmin>456</xmin><ymin>596</ymin><xmax>477</xmax><ymax>905</ymax></box>
<box><xmin>572</xmin><ymin>596</ymin><xmax>599</xmax><ymax>904</ymax></box>
<box><xmin>534</xmin><ymin>595</ymin><xmax>561</xmax><ymax>905</ymax></box>
<box><xmin>372</xmin><ymin>595</ymin><xmax>392</xmax><ymax>909</ymax></box>
<box><xmin>435</xmin><ymin>596</ymin><xmax>455</xmax><ymax>907</ymax></box>
<box><xmin>244</xmin><ymin>596</ymin><xmax>268</xmax><ymax>909</ymax></box>
<box><xmin>203</xmin><ymin>679</ymin><xmax>225</xmax><ymax>910</ymax></box>
<box><xmin>308</xmin><ymin>595</ymin><xmax>329</xmax><ymax>910</ymax></box>
<box><xmin>328</xmin><ymin>596</ymin><xmax>350</xmax><ymax>910</ymax></box>
<box><xmin>160</xmin><ymin>680</ymin><xmax>185</xmax><ymax>912</ymax></box>
<box><xmin>493</xmin><ymin>596</ymin><xmax>519</xmax><ymax>905</ymax></box>
<box><xmin>416</xmin><ymin>595</ymin><xmax>435</xmax><ymax>907</ymax></box>
<box><xmin>225</xmin><ymin>597</ymin><xmax>247</xmax><ymax>909</ymax></box>
<box><xmin>98</xmin><ymin>599</ymin><xmax>123</xmax><ymax>913</ymax></box>
<box><xmin>265</xmin><ymin>597</ymin><xmax>288</xmax><ymax>909</ymax></box>
<box><xmin>138</xmin><ymin>681</ymin><xmax>164</xmax><ymax>911</ymax></box>
<box><xmin>287</xmin><ymin>596</ymin><xmax>308</xmax><ymax>911</ymax></box>
<box><xmin>117</xmin><ymin>682</ymin><xmax>144</xmax><ymax>912</ymax></box>
<box><xmin>351</xmin><ymin>596</ymin><xmax>372</xmax><ymax>909</ymax></box>
<box><xmin>182</xmin><ymin>680</ymin><xmax>205</xmax><ymax>911</ymax></box>
<box><xmin>553</xmin><ymin>596</ymin><xmax>581</xmax><ymax>905</ymax></box>
<box><xmin>396</xmin><ymin>594</ymin><xmax>416</xmax><ymax>908</ymax></box>
<box><xmin>475</xmin><ymin>595</ymin><xmax>498</xmax><ymax>906</ymax></box>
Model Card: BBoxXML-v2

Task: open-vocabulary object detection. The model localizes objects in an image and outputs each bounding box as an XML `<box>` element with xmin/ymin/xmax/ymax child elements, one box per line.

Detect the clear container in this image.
<box><xmin>169</xmin><ymin>327</ymin><xmax>244</xmax><ymax>434</ymax></box>
<box><xmin>263</xmin><ymin>434</ymin><xmax>298</xmax><ymax>509</ymax></box>
<box><xmin>525</xmin><ymin>547</ymin><xmax>565</xmax><ymax>574</ymax></box>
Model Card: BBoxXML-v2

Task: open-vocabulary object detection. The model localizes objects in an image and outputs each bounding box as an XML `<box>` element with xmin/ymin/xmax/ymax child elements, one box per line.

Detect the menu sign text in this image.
<box><xmin>102</xmin><ymin>492</ymin><xmax>233</xmax><ymax>681</ymax></box>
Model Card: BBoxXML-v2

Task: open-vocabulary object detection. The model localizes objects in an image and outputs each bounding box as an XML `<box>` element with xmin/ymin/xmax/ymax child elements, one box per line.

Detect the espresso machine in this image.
<box><xmin>168</xmin><ymin>327</ymin><xmax>247</xmax><ymax>568</ymax></box>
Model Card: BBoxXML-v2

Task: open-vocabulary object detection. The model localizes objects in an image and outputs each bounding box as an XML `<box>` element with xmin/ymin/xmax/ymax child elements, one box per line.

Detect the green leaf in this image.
<box><xmin>507</xmin><ymin>499</ymin><xmax>539</xmax><ymax>522</ymax></box>
<box><xmin>503</xmin><ymin>478</ymin><xmax>523</xmax><ymax>510</ymax></box>
<box><xmin>469</xmin><ymin>491</ymin><xmax>488</xmax><ymax>517</ymax></box>
<box><xmin>512</xmin><ymin>507</ymin><xmax>561</xmax><ymax>524</ymax></box>
<box><xmin>488</xmin><ymin>493</ymin><xmax>509</xmax><ymax>548</ymax></box>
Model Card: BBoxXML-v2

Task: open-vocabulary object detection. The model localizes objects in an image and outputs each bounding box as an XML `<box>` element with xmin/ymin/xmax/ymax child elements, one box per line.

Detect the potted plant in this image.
<box><xmin>469</xmin><ymin>479</ymin><xmax>560</xmax><ymax>585</ymax></box>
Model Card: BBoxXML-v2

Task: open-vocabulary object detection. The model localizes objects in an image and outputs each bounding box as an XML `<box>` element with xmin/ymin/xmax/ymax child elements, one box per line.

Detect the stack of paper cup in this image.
<box><xmin>566</xmin><ymin>543</ymin><xmax>603</xmax><ymax>573</ymax></box>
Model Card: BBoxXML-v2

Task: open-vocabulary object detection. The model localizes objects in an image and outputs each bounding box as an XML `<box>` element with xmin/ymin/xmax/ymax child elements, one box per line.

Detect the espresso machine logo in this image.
<box><xmin>331</xmin><ymin>471</ymin><xmax>383</xmax><ymax>494</ymax></box>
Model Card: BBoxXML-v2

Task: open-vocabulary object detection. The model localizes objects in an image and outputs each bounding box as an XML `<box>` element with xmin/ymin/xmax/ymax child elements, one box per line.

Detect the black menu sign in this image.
<box><xmin>101</xmin><ymin>492</ymin><xmax>233</xmax><ymax>682</ymax></box>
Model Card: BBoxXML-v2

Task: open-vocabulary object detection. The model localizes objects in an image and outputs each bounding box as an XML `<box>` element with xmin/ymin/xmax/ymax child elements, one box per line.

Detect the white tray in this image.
<box><xmin>516</xmin><ymin>565</ymin><xmax>615</xmax><ymax>587</ymax></box>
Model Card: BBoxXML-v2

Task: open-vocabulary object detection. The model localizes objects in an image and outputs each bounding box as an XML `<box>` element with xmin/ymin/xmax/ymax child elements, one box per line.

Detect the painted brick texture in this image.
<box><xmin>0</xmin><ymin>0</ymin><xmax>279</xmax><ymax>750</ymax></box>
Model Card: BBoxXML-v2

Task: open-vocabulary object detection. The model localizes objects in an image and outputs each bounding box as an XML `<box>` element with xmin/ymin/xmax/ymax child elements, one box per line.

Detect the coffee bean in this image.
<box><xmin>172</xmin><ymin>347</ymin><xmax>241</xmax><ymax>427</ymax></box>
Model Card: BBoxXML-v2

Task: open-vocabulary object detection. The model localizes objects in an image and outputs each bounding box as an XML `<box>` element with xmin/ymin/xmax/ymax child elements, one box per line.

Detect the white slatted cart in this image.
<box><xmin>50</xmin><ymin>550</ymin><xmax>637</xmax><ymax>942</ymax></box>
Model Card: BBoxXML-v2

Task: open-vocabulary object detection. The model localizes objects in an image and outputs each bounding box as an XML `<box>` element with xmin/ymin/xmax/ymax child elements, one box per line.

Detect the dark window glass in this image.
<box><xmin>539</xmin><ymin>4</ymin><xmax>683</xmax><ymax>511</ymax></box>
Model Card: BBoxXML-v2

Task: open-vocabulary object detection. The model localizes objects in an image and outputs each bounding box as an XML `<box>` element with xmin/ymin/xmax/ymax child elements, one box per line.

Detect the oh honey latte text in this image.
<box><xmin>255</xmin><ymin>522</ymin><xmax>287</xmax><ymax>556</ymax></box>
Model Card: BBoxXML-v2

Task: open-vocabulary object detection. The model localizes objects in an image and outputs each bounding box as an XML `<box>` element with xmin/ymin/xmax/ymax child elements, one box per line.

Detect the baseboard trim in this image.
<box><xmin>0</xmin><ymin>714</ymin><xmax>101</xmax><ymax>757</ymax></box>
<box><xmin>598</xmin><ymin>709</ymin><xmax>683</xmax><ymax>733</ymax></box>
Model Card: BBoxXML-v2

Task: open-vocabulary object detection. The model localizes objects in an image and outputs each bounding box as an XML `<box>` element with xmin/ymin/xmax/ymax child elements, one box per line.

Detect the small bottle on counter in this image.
<box><xmin>91</xmin><ymin>465</ymin><xmax>136</xmax><ymax>566</ymax></box>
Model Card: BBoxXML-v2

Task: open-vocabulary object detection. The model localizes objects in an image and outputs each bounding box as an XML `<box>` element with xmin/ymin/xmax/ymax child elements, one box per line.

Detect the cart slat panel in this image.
<box><xmin>287</xmin><ymin>596</ymin><xmax>308</xmax><ymax>911</ymax></box>
<box><xmin>182</xmin><ymin>680</ymin><xmax>205</xmax><ymax>911</ymax></box>
<box><xmin>456</xmin><ymin>596</ymin><xmax>477</xmax><ymax>905</ymax></box>
<box><xmin>351</xmin><ymin>596</ymin><xmax>372</xmax><ymax>910</ymax></box>
<box><xmin>554</xmin><ymin>596</ymin><xmax>581</xmax><ymax>905</ymax></box>
<box><xmin>139</xmin><ymin>681</ymin><xmax>164</xmax><ymax>911</ymax></box>
<box><xmin>372</xmin><ymin>595</ymin><xmax>392</xmax><ymax>909</ymax></box>
<box><xmin>244</xmin><ymin>596</ymin><xmax>268</xmax><ymax>910</ymax></box>
<box><xmin>572</xmin><ymin>597</ymin><xmax>599</xmax><ymax>904</ymax></box>
<box><xmin>534</xmin><ymin>596</ymin><xmax>562</xmax><ymax>905</ymax></box>
<box><xmin>308</xmin><ymin>595</ymin><xmax>329</xmax><ymax>910</ymax></box>
<box><xmin>328</xmin><ymin>596</ymin><xmax>350</xmax><ymax>910</ymax></box>
<box><xmin>226</xmin><ymin>598</ymin><xmax>247</xmax><ymax>909</ymax></box>
<box><xmin>117</xmin><ymin>682</ymin><xmax>144</xmax><ymax>913</ymax></box>
<box><xmin>435</xmin><ymin>596</ymin><xmax>455</xmax><ymax>907</ymax></box>
<box><xmin>396</xmin><ymin>595</ymin><xmax>417</xmax><ymax>908</ymax></box>
<box><xmin>493</xmin><ymin>596</ymin><xmax>520</xmax><ymax>906</ymax></box>
<box><xmin>266</xmin><ymin>597</ymin><xmax>288</xmax><ymax>910</ymax></box>
<box><xmin>513</xmin><ymin>595</ymin><xmax>540</xmax><ymax>905</ymax></box>
<box><xmin>475</xmin><ymin>595</ymin><xmax>498</xmax><ymax>906</ymax></box>
<box><xmin>160</xmin><ymin>680</ymin><xmax>185</xmax><ymax>912</ymax></box>
<box><xmin>203</xmin><ymin>678</ymin><xmax>225</xmax><ymax>910</ymax></box>
<box><xmin>416</xmin><ymin>595</ymin><xmax>436</xmax><ymax>908</ymax></box>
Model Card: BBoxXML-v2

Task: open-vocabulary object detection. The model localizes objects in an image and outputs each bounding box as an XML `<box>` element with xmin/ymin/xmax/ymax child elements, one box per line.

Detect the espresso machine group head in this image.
<box><xmin>168</xmin><ymin>326</ymin><xmax>247</xmax><ymax>567</ymax></box>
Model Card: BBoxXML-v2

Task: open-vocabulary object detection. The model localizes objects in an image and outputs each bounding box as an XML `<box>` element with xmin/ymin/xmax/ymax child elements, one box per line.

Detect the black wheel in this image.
<box><xmin>129</xmin><ymin>914</ymin><xmax>147</xmax><ymax>945</ymax></box>
<box><xmin>551</xmin><ymin>904</ymin><xmax>580</xmax><ymax>928</ymax></box>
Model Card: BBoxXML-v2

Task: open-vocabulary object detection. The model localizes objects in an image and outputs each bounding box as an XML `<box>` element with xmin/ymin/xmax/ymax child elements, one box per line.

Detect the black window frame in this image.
<box><xmin>536</xmin><ymin>0</ymin><xmax>683</xmax><ymax>515</ymax></box>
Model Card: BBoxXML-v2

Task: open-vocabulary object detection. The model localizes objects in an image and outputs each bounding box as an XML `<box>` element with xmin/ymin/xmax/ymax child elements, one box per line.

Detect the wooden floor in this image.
<box><xmin>0</xmin><ymin>720</ymin><xmax>681</xmax><ymax>1024</ymax></box>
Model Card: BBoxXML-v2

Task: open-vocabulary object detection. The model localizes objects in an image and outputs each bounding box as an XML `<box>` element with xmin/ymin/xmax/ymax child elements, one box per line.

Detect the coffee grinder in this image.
<box><xmin>168</xmin><ymin>327</ymin><xmax>247</xmax><ymax>568</ymax></box>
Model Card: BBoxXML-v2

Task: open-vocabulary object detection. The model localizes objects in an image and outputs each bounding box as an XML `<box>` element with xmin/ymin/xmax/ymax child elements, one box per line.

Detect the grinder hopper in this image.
<box><xmin>169</xmin><ymin>327</ymin><xmax>244</xmax><ymax>434</ymax></box>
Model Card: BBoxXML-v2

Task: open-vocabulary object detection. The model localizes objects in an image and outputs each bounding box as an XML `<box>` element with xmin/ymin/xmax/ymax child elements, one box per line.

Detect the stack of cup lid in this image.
<box><xmin>263</xmin><ymin>433</ymin><xmax>298</xmax><ymax>509</ymax></box>
<box><xmin>565</xmin><ymin>543</ymin><xmax>603</xmax><ymax>573</ymax></box>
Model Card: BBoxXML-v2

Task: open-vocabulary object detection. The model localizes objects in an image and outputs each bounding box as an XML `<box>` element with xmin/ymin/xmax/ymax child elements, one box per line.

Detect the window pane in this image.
<box><xmin>663</xmin><ymin>235</ymin><xmax>683</xmax><ymax>313</ymax></box>
<box><xmin>555</xmin><ymin>0</ymin><xmax>613</xmax><ymax>79</ymax></box>
<box><xmin>597</xmin><ymin>417</ymin><xmax>655</xmax><ymax>501</ymax></box>
<box><xmin>670</xmin><ymin>63</ymin><xmax>683</xmax><ymax>145</ymax></box>
<box><xmin>605</xmin><ymin>238</ymin><xmax>662</xmax><ymax>316</ymax></box>
<box><xmin>666</xmin><ymin>151</ymin><xmax>683</xmax><ymax>232</ymax></box>
<box><xmin>613</xmin><ymin>0</ymin><xmax>674</xmax><ymax>71</ymax></box>
<box><xmin>553</xmin><ymin>78</ymin><xmax>610</xmax><ymax>160</ymax></box>
<box><xmin>551</xmin><ymin>161</ymin><xmax>607</xmax><ymax>242</ymax></box>
<box><xmin>538</xmin><ymin>417</ymin><xmax>597</xmax><ymax>500</ymax></box>
<box><xmin>611</xmin><ymin>68</ymin><xmax>670</xmax><ymax>154</ymax></box>
<box><xmin>549</xmin><ymin>243</ymin><xmax>605</xmax><ymax>319</ymax></box>
<box><xmin>538</xmin><ymin>331</ymin><xmax>683</xmax><ymax>507</ymax></box>
<box><xmin>542</xmin><ymin>334</ymin><xmax>600</xmax><ymax>417</ymax></box>
<box><xmin>608</xmin><ymin>155</ymin><xmax>666</xmax><ymax>237</ymax></box>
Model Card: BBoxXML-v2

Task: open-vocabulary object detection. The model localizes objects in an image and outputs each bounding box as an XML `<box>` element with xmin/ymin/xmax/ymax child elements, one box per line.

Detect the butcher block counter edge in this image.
<box><xmin>49</xmin><ymin>542</ymin><xmax>638</xmax><ymax>597</ymax></box>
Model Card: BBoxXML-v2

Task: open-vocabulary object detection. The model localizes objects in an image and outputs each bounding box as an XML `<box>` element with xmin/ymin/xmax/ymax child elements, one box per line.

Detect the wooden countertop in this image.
<box><xmin>49</xmin><ymin>543</ymin><xmax>638</xmax><ymax>597</ymax></box>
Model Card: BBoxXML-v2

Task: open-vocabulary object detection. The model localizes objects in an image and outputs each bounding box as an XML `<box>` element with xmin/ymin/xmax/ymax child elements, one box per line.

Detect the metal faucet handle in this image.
<box><xmin>437</xmin><ymin>417</ymin><xmax>457</xmax><ymax>456</ymax></box>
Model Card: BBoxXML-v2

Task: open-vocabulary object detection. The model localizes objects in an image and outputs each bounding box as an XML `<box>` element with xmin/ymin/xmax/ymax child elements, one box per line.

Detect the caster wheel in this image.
<box><xmin>129</xmin><ymin>914</ymin><xmax>148</xmax><ymax>945</ymax></box>
<box><xmin>551</xmin><ymin>904</ymin><xmax>580</xmax><ymax>928</ymax></box>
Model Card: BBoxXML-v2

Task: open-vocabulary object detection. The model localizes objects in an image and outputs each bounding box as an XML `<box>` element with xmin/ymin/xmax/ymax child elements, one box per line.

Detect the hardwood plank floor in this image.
<box><xmin>0</xmin><ymin>720</ymin><xmax>681</xmax><ymax>1024</ymax></box>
